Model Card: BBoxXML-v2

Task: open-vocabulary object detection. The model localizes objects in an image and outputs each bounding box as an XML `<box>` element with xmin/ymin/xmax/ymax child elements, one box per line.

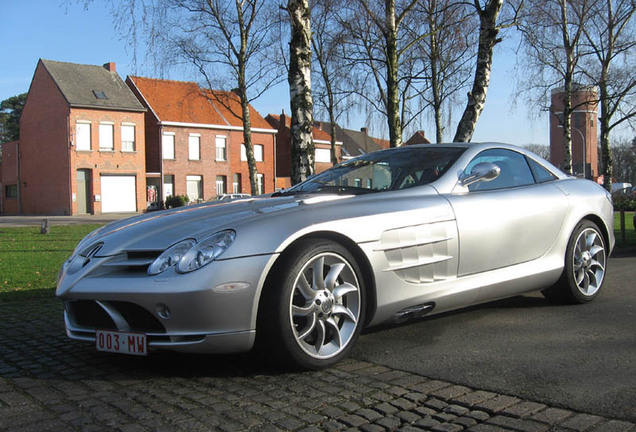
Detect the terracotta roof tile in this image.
<box><xmin>266</xmin><ymin>114</ymin><xmax>337</xmax><ymax>142</ymax></box>
<box><xmin>129</xmin><ymin>76</ymin><xmax>271</xmax><ymax>129</ymax></box>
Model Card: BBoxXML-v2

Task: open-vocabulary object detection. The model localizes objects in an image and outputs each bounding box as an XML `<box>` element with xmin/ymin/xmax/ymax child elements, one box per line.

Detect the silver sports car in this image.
<box><xmin>57</xmin><ymin>143</ymin><xmax>614</xmax><ymax>369</ymax></box>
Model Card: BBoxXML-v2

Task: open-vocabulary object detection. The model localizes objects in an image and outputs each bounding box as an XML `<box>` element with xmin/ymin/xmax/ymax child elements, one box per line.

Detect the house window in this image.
<box><xmin>121</xmin><ymin>124</ymin><xmax>136</xmax><ymax>152</ymax></box>
<box><xmin>76</xmin><ymin>122</ymin><xmax>91</xmax><ymax>151</ymax></box>
<box><xmin>5</xmin><ymin>184</ymin><xmax>18</xmax><ymax>198</ymax></box>
<box><xmin>216</xmin><ymin>136</ymin><xmax>227</xmax><ymax>161</ymax></box>
<box><xmin>241</xmin><ymin>144</ymin><xmax>264</xmax><ymax>162</ymax></box>
<box><xmin>316</xmin><ymin>148</ymin><xmax>331</xmax><ymax>163</ymax></box>
<box><xmin>163</xmin><ymin>174</ymin><xmax>174</xmax><ymax>200</ymax></box>
<box><xmin>186</xmin><ymin>175</ymin><xmax>202</xmax><ymax>202</ymax></box>
<box><xmin>99</xmin><ymin>123</ymin><xmax>114</xmax><ymax>150</ymax></box>
<box><xmin>189</xmin><ymin>135</ymin><xmax>201</xmax><ymax>160</ymax></box>
<box><xmin>255</xmin><ymin>144</ymin><xmax>264</xmax><ymax>162</ymax></box>
<box><xmin>162</xmin><ymin>133</ymin><xmax>175</xmax><ymax>160</ymax></box>
<box><xmin>257</xmin><ymin>173</ymin><xmax>264</xmax><ymax>195</ymax></box>
<box><xmin>233</xmin><ymin>173</ymin><xmax>241</xmax><ymax>194</ymax></box>
<box><xmin>216</xmin><ymin>176</ymin><xmax>227</xmax><ymax>196</ymax></box>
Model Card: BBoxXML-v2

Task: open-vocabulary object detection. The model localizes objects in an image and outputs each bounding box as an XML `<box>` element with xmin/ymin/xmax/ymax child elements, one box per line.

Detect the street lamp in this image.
<box><xmin>557</xmin><ymin>123</ymin><xmax>587</xmax><ymax>179</ymax></box>
<box><xmin>571</xmin><ymin>126</ymin><xmax>587</xmax><ymax>179</ymax></box>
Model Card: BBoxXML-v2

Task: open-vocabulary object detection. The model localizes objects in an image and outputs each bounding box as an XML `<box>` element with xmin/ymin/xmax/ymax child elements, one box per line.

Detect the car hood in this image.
<box><xmin>82</xmin><ymin>195</ymin><xmax>348</xmax><ymax>257</ymax></box>
<box><xmin>77</xmin><ymin>185</ymin><xmax>450</xmax><ymax>260</ymax></box>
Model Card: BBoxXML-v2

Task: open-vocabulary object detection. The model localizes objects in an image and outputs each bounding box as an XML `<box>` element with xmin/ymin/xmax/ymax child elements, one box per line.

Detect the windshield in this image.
<box><xmin>278</xmin><ymin>146</ymin><xmax>466</xmax><ymax>196</ymax></box>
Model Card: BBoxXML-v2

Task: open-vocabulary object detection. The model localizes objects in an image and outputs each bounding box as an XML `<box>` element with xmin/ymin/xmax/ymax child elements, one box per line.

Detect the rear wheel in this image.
<box><xmin>542</xmin><ymin>220</ymin><xmax>607</xmax><ymax>304</ymax></box>
<box><xmin>258</xmin><ymin>239</ymin><xmax>365</xmax><ymax>370</ymax></box>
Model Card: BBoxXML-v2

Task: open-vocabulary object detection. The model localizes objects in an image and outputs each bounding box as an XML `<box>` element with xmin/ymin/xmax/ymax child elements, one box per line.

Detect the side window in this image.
<box><xmin>527</xmin><ymin>157</ymin><xmax>557</xmax><ymax>183</ymax></box>
<box><xmin>465</xmin><ymin>149</ymin><xmax>535</xmax><ymax>192</ymax></box>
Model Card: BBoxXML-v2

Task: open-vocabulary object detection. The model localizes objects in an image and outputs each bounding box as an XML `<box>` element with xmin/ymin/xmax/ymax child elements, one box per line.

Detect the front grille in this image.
<box><xmin>100</xmin><ymin>251</ymin><xmax>162</xmax><ymax>274</ymax></box>
<box><xmin>68</xmin><ymin>300</ymin><xmax>115</xmax><ymax>329</ymax></box>
<box><xmin>66</xmin><ymin>300</ymin><xmax>166</xmax><ymax>333</ymax></box>
<box><xmin>110</xmin><ymin>301</ymin><xmax>166</xmax><ymax>332</ymax></box>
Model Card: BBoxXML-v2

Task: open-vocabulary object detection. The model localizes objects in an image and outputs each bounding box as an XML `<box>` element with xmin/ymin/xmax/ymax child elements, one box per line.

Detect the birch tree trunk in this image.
<box><xmin>427</xmin><ymin>0</ymin><xmax>444</xmax><ymax>143</ymax></box>
<box><xmin>288</xmin><ymin>0</ymin><xmax>315</xmax><ymax>184</ymax></box>
<box><xmin>557</xmin><ymin>0</ymin><xmax>579</xmax><ymax>175</ymax></box>
<box><xmin>385</xmin><ymin>0</ymin><xmax>403</xmax><ymax>147</ymax></box>
<box><xmin>453</xmin><ymin>0</ymin><xmax>504</xmax><ymax>142</ymax></box>
<box><xmin>582</xmin><ymin>0</ymin><xmax>636</xmax><ymax>191</ymax></box>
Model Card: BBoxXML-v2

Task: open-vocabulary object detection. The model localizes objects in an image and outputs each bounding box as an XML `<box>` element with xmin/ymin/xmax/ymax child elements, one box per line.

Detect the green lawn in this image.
<box><xmin>0</xmin><ymin>213</ymin><xmax>634</xmax><ymax>302</ymax></box>
<box><xmin>0</xmin><ymin>224</ymin><xmax>102</xmax><ymax>300</ymax></box>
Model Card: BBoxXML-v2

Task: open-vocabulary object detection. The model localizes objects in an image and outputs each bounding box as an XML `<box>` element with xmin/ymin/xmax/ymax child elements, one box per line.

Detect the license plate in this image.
<box><xmin>95</xmin><ymin>330</ymin><xmax>147</xmax><ymax>356</ymax></box>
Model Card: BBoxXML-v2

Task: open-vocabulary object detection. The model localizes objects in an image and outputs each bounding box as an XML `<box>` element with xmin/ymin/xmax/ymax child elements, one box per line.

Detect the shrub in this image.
<box><xmin>613</xmin><ymin>196</ymin><xmax>636</xmax><ymax>212</ymax></box>
<box><xmin>165</xmin><ymin>195</ymin><xmax>189</xmax><ymax>208</ymax></box>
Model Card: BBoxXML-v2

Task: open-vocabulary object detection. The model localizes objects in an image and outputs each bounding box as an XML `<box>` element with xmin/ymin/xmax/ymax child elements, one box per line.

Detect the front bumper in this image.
<box><xmin>57</xmin><ymin>253</ymin><xmax>275</xmax><ymax>354</ymax></box>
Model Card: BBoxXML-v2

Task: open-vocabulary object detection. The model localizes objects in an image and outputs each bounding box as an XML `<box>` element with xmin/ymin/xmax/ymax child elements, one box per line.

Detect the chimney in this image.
<box><xmin>280</xmin><ymin>109</ymin><xmax>287</xmax><ymax>129</ymax></box>
<box><xmin>103</xmin><ymin>62</ymin><xmax>116</xmax><ymax>72</ymax></box>
<box><xmin>361</xmin><ymin>127</ymin><xmax>368</xmax><ymax>135</ymax></box>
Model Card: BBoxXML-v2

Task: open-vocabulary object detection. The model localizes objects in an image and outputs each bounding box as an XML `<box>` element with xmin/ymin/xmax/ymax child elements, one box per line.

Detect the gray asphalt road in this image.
<box><xmin>351</xmin><ymin>250</ymin><xmax>636</xmax><ymax>422</ymax></box>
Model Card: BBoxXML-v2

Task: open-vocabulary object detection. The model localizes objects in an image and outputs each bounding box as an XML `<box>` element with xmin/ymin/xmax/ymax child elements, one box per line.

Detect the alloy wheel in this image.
<box><xmin>289</xmin><ymin>253</ymin><xmax>361</xmax><ymax>359</ymax></box>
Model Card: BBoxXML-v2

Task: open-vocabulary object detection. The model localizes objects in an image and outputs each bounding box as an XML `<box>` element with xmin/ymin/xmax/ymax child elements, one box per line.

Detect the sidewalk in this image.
<box><xmin>0</xmin><ymin>213</ymin><xmax>133</xmax><ymax>227</ymax></box>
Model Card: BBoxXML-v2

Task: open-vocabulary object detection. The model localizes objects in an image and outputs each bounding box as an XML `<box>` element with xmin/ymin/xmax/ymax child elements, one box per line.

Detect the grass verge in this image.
<box><xmin>0</xmin><ymin>224</ymin><xmax>103</xmax><ymax>301</ymax></box>
<box><xmin>0</xmin><ymin>214</ymin><xmax>634</xmax><ymax>302</ymax></box>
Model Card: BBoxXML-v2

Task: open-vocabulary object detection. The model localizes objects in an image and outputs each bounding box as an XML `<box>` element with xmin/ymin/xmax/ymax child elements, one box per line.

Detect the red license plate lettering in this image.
<box><xmin>95</xmin><ymin>330</ymin><xmax>147</xmax><ymax>356</ymax></box>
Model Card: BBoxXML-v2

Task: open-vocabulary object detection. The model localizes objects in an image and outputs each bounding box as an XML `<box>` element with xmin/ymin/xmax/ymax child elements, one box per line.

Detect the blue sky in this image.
<box><xmin>0</xmin><ymin>0</ymin><xmax>550</xmax><ymax>146</ymax></box>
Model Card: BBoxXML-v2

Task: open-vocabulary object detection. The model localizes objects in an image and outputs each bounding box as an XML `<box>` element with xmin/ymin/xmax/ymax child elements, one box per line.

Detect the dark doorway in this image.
<box><xmin>76</xmin><ymin>169</ymin><xmax>92</xmax><ymax>214</ymax></box>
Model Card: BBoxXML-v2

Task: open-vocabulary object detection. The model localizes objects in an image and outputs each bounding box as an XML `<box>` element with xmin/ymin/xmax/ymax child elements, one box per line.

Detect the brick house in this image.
<box><xmin>314</xmin><ymin>122</ymin><xmax>389</xmax><ymax>160</ymax></box>
<box><xmin>265</xmin><ymin>112</ymin><xmax>342</xmax><ymax>190</ymax></box>
<box><xmin>126</xmin><ymin>77</ymin><xmax>277</xmax><ymax>203</ymax></box>
<box><xmin>9</xmin><ymin>59</ymin><xmax>147</xmax><ymax>215</ymax></box>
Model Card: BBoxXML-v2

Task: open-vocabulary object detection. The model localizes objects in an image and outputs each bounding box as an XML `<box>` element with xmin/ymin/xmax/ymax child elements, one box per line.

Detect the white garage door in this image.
<box><xmin>101</xmin><ymin>175</ymin><xmax>137</xmax><ymax>213</ymax></box>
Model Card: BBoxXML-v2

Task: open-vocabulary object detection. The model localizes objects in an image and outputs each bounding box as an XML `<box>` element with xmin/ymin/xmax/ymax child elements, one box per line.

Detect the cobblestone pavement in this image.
<box><xmin>1</xmin><ymin>297</ymin><xmax>634</xmax><ymax>432</ymax></box>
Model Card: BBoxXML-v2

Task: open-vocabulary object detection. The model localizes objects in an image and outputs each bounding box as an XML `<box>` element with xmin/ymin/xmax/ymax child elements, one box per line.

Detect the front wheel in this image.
<box><xmin>257</xmin><ymin>239</ymin><xmax>365</xmax><ymax>370</ymax></box>
<box><xmin>542</xmin><ymin>220</ymin><xmax>607</xmax><ymax>304</ymax></box>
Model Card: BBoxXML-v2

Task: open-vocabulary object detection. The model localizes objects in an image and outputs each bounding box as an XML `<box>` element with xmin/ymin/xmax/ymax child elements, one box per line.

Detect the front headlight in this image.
<box><xmin>177</xmin><ymin>230</ymin><xmax>236</xmax><ymax>273</ymax></box>
<box><xmin>148</xmin><ymin>239</ymin><xmax>196</xmax><ymax>275</ymax></box>
<box><xmin>147</xmin><ymin>230</ymin><xmax>236</xmax><ymax>276</ymax></box>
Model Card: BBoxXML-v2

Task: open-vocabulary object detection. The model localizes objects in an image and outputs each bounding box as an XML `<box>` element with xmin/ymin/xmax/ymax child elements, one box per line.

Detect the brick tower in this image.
<box><xmin>549</xmin><ymin>85</ymin><xmax>598</xmax><ymax>179</ymax></box>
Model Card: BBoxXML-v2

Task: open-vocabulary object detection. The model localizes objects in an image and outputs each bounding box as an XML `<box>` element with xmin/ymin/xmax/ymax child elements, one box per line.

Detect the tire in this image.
<box><xmin>257</xmin><ymin>239</ymin><xmax>365</xmax><ymax>370</ymax></box>
<box><xmin>542</xmin><ymin>220</ymin><xmax>607</xmax><ymax>304</ymax></box>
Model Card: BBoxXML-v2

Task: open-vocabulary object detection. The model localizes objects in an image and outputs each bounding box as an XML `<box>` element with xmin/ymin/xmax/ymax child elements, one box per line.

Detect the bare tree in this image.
<box><xmin>611</xmin><ymin>137</ymin><xmax>636</xmax><ymax>184</ymax></box>
<box><xmin>417</xmin><ymin>0</ymin><xmax>475</xmax><ymax>142</ymax></box>
<box><xmin>285</xmin><ymin>0</ymin><xmax>315</xmax><ymax>184</ymax></box>
<box><xmin>342</xmin><ymin>0</ymin><xmax>429</xmax><ymax>148</ymax></box>
<box><xmin>453</xmin><ymin>0</ymin><xmax>521</xmax><ymax>142</ymax></box>
<box><xmin>174</xmin><ymin>0</ymin><xmax>284</xmax><ymax>194</ymax></box>
<box><xmin>523</xmin><ymin>143</ymin><xmax>551</xmax><ymax>159</ymax></box>
<box><xmin>581</xmin><ymin>0</ymin><xmax>636</xmax><ymax>191</ymax></box>
<box><xmin>92</xmin><ymin>0</ymin><xmax>283</xmax><ymax>195</ymax></box>
<box><xmin>518</xmin><ymin>0</ymin><xmax>592</xmax><ymax>174</ymax></box>
<box><xmin>311</xmin><ymin>0</ymin><xmax>355</xmax><ymax>164</ymax></box>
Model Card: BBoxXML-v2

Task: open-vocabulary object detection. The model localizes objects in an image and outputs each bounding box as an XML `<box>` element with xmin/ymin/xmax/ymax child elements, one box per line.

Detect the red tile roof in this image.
<box><xmin>128</xmin><ymin>76</ymin><xmax>272</xmax><ymax>129</ymax></box>
<box><xmin>266</xmin><ymin>114</ymin><xmax>336</xmax><ymax>142</ymax></box>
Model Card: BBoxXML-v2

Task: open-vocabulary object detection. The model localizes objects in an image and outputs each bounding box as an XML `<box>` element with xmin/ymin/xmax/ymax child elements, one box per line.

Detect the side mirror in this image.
<box><xmin>459</xmin><ymin>162</ymin><xmax>501</xmax><ymax>187</ymax></box>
